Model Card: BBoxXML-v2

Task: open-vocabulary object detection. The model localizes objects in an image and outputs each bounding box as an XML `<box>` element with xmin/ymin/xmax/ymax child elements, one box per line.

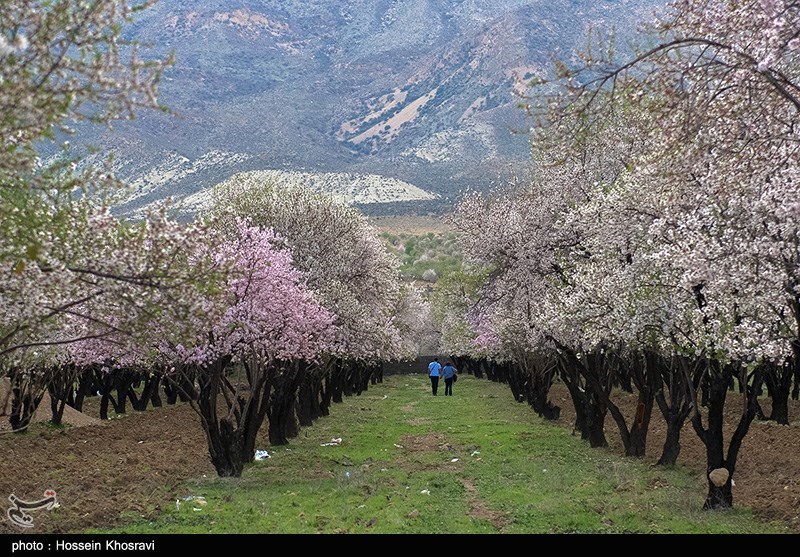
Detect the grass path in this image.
<box><xmin>95</xmin><ymin>373</ymin><xmax>787</xmax><ymax>534</ymax></box>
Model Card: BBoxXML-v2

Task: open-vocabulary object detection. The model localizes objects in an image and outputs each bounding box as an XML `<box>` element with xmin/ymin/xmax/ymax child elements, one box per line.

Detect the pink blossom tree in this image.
<box><xmin>73</xmin><ymin>219</ymin><xmax>334</xmax><ymax>476</ymax></box>
<box><xmin>207</xmin><ymin>175</ymin><xmax>423</xmax><ymax>442</ymax></box>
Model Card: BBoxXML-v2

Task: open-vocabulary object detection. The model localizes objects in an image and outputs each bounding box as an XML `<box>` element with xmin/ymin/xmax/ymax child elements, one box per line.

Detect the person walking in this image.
<box><xmin>442</xmin><ymin>361</ymin><xmax>457</xmax><ymax>396</ymax></box>
<box><xmin>428</xmin><ymin>357</ymin><xmax>442</xmax><ymax>396</ymax></box>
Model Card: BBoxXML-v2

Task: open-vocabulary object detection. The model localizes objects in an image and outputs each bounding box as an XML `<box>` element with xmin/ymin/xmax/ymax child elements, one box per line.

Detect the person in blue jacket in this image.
<box><xmin>442</xmin><ymin>361</ymin><xmax>457</xmax><ymax>396</ymax></box>
<box><xmin>428</xmin><ymin>357</ymin><xmax>442</xmax><ymax>395</ymax></box>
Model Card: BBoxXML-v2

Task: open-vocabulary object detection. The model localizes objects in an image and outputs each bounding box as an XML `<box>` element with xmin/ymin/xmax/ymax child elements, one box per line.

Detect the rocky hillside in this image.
<box><xmin>57</xmin><ymin>0</ymin><xmax>666</xmax><ymax>215</ymax></box>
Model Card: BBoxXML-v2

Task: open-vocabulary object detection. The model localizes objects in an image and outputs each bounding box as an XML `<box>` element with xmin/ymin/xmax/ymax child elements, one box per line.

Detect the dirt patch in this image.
<box><xmin>407</xmin><ymin>417</ymin><xmax>429</xmax><ymax>426</ymax></box>
<box><xmin>0</xmin><ymin>379</ymin><xmax>101</xmax><ymax>431</ymax></box>
<box><xmin>0</xmin><ymin>403</ymin><xmax>214</xmax><ymax>534</ymax></box>
<box><xmin>400</xmin><ymin>402</ymin><xmax>417</xmax><ymax>413</ymax></box>
<box><xmin>461</xmin><ymin>477</ymin><xmax>510</xmax><ymax>530</ymax></box>
<box><xmin>548</xmin><ymin>383</ymin><xmax>800</xmax><ymax>531</ymax></box>
<box><xmin>393</xmin><ymin>433</ymin><xmax>467</xmax><ymax>475</ymax></box>
<box><xmin>400</xmin><ymin>432</ymin><xmax>446</xmax><ymax>452</ymax></box>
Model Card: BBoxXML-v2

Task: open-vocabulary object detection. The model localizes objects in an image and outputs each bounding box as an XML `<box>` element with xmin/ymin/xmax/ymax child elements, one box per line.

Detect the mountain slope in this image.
<box><xmin>59</xmin><ymin>0</ymin><xmax>666</xmax><ymax>215</ymax></box>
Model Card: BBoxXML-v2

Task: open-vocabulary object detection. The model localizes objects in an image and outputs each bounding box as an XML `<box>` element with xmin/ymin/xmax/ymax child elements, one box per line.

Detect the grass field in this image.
<box><xmin>91</xmin><ymin>373</ymin><xmax>786</xmax><ymax>534</ymax></box>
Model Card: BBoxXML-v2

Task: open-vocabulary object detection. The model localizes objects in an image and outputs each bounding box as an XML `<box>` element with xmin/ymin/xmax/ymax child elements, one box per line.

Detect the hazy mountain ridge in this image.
<box><xmin>60</xmin><ymin>0</ymin><xmax>665</xmax><ymax>215</ymax></box>
<box><xmin>172</xmin><ymin>169</ymin><xmax>440</xmax><ymax>217</ymax></box>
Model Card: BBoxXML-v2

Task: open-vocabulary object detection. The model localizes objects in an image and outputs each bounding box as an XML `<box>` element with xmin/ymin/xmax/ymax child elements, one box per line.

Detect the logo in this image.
<box><xmin>7</xmin><ymin>490</ymin><xmax>59</xmax><ymax>528</ymax></box>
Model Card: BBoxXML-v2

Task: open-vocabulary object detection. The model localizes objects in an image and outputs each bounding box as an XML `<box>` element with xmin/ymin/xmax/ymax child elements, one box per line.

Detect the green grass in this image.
<box><xmin>381</xmin><ymin>231</ymin><xmax>463</xmax><ymax>282</ymax></box>
<box><xmin>91</xmin><ymin>374</ymin><xmax>787</xmax><ymax>534</ymax></box>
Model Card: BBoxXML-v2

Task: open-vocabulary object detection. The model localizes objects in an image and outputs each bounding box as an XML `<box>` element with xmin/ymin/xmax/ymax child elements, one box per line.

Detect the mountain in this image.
<box><xmin>59</xmin><ymin>0</ymin><xmax>666</xmax><ymax>216</ymax></box>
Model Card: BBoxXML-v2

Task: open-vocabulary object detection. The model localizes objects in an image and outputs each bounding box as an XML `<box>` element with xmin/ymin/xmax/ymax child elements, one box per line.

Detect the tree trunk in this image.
<box><xmin>8</xmin><ymin>367</ymin><xmax>49</xmax><ymax>433</ymax></box>
<box><xmin>371</xmin><ymin>363</ymin><xmax>384</xmax><ymax>385</ymax></box>
<box><xmin>128</xmin><ymin>372</ymin><xmax>162</xmax><ymax>412</ymax></box>
<box><xmin>559</xmin><ymin>357</ymin><xmax>608</xmax><ymax>448</ymax></box>
<box><xmin>691</xmin><ymin>360</ymin><xmax>762</xmax><ymax>510</ymax></box>
<box><xmin>47</xmin><ymin>364</ymin><xmax>77</xmax><ymax>426</ymax></box>
<box><xmin>507</xmin><ymin>362</ymin><xmax>526</xmax><ymax>403</ymax></box>
<box><xmin>69</xmin><ymin>370</ymin><xmax>93</xmax><ymax>412</ymax></box>
<box><xmin>209</xmin><ymin>419</ymin><xmax>245</xmax><ymax>477</ymax></box>
<box><xmin>658</xmin><ymin>420</ymin><xmax>682</xmax><ymax>466</ymax></box>
<box><xmin>267</xmin><ymin>361</ymin><xmax>302</xmax><ymax>446</ymax></box>
<box><xmin>330</xmin><ymin>359</ymin><xmax>345</xmax><ymax>404</ymax></box>
<box><xmin>763</xmin><ymin>360</ymin><xmax>792</xmax><ymax>425</ymax></box>
<box><xmin>473</xmin><ymin>358</ymin><xmax>485</xmax><ymax>379</ymax></box>
<box><xmin>193</xmin><ymin>355</ymin><xmax>274</xmax><ymax>477</ymax></box>
<box><xmin>320</xmin><ymin>372</ymin><xmax>333</xmax><ymax>417</ymax></box>
<box><xmin>525</xmin><ymin>364</ymin><xmax>560</xmax><ymax>420</ymax></box>
<box><xmin>296</xmin><ymin>367</ymin><xmax>317</xmax><ymax>427</ymax></box>
<box><xmin>654</xmin><ymin>355</ymin><xmax>694</xmax><ymax>466</ymax></box>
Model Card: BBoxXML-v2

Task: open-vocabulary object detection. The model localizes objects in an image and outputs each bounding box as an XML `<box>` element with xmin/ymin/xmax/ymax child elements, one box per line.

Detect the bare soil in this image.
<box><xmin>0</xmin><ymin>402</ymin><xmax>214</xmax><ymax>534</ymax></box>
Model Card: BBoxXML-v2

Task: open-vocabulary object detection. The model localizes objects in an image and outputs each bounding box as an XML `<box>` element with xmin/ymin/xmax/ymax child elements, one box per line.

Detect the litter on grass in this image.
<box><xmin>321</xmin><ymin>437</ymin><xmax>343</xmax><ymax>446</ymax></box>
<box><xmin>177</xmin><ymin>496</ymin><xmax>206</xmax><ymax>510</ymax></box>
<box><xmin>255</xmin><ymin>450</ymin><xmax>271</xmax><ymax>460</ymax></box>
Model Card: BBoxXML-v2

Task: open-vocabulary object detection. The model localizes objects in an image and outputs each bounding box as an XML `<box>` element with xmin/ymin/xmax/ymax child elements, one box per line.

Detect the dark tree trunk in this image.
<box><xmin>594</xmin><ymin>350</ymin><xmax>657</xmax><ymax>459</ymax></box>
<box><xmin>371</xmin><ymin>363</ymin><xmax>384</xmax><ymax>385</ymax></box>
<box><xmin>241</xmin><ymin>363</ymin><xmax>273</xmax><ymax>466</ymax></box>
<box><xmin>150</xmin><ymin>378</ymin><xmax>163</xmax><ymax>408</ymax></box>
<box><xmin>558</xmin><ymin>354</ymin><xmax>608</xmax><ymax>448</ymax></box>
<box><xmin>507</xmin><ymin>362</ymin><xmax>526</xmax><ymax>403</ymax></box>
<box><xmin>296</xmin><ymin>364</ymin><xmax>319</xmax><ymax>427</ymax></box>
<box><xmin>485</xmin><ymin>360</ymin><xmax>502</xmax><ymax>383</ymax></box>
<box><xmin>127</xmin><ymin>372</ymin><xmax>162</xmax><ymax>412</ymax></box>
<box><xmin>473</xmin><ymin>358</ymin><xmax>485</xmax><ymax>379</ymax></box>
<box><xmin>8</xmin><ymin>367</ymin><xmax>50</xmax><ymax>433</ymax></box>
<box><xmin>320</xmin><ymin>370</ymin><xmax>333</xmax><ymax>417</ymax></box>
<box><xmin>658</xmin><ymin>422</ymin><xmax>682</xmax><ymax>466</ymax></box>
<box><xmin>523</xmin><ymin>360</ymin><xmax>560</xmax><ymax>421</ymax></box>
<box><xmin>164</xmin><ymin>367</ymin><xmax>197</xmax><ymax>405</ymax></box>
<box><xmin>164</xmin><ymin>380</ymin><xmax>179</xmax><ymax>405</ymax></box>
<box><xmin>193</xmin><ymin>355</ymin><xmax>273</xmax><ymax>477</ymax></box>
<box><xmin>69</xmin><ymin>370</ymin><xmax>94</xmax><ymax>412</ymax></box>
<box><xmin>762</xmin><ymin>359</ymin><xmax>792</xmax><ymax>425</ymax></box>
<box><xmin>769</xmin><ymin>390</ymin><xmax>790</xmax><ymax>425</ymax></box>
<box><xmin>353</xmin><ymin>361</ymin><xmax>373</xmax><ymax>395</ymax></box>
<box><xmin>113</xmin><ymin>369</ymin><xmax>134</xmax><ymax>414</ymax></box>
<box><xmin>655</xmin><ymin>355</ymin><xmax>695</xmax><ymax>466</ymax></box>
<box><xmin>695</xmin><ymin>362</ymin><xmax>732</xmax><ymax>508</ymax></box>
<box><xmin>48</xmin><ymin>391</ymin><xmax>68</xmax><ymax>427</ymax></box>
<box><xmin>96</xmin><ymin>369</ymin><xmax>117</xmax><ymax>420</ymax></box>
<box><xmin>342</xmin><ymin>361</ymin><xmax>356</xmax><ymax>398</ymax></box>
<box><xmin>267</xmin><ymin>361</ymin><xmax>303</xmax><ymax>446</ymax></box>
<box><xmin>47</xmin><ymin>364</ymin><xmax>78</xmax><ymax>426</ymax></box>
<box><xmin>95</xmin><ymin>368</ymin><xmax>135</xmax><ymax>418</ymax></box>
<box><xmin>330</xmin><ymin>359</ymin><xmax>345</xmax><ymax>404</ymax></box>
<box><xmin>452</xmin><ymin>356</ymin><xmax>472</xmax><ymax>377</ymax></box>
<box><xmin>690</xmin><ymin>360</ymin><xmax>763</xmax><ymax>510</ymax></box>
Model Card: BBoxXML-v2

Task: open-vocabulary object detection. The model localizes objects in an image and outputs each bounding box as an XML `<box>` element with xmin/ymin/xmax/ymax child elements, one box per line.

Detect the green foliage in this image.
<box><xmin>91</xmin><ymin>375</ymin><xmax>786</xmax><ymax>534</ymax></box>
<box><xmin>380</xmin><ymin>231</ymin><xmax>464</xmax><ymax>284</ymax></box>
